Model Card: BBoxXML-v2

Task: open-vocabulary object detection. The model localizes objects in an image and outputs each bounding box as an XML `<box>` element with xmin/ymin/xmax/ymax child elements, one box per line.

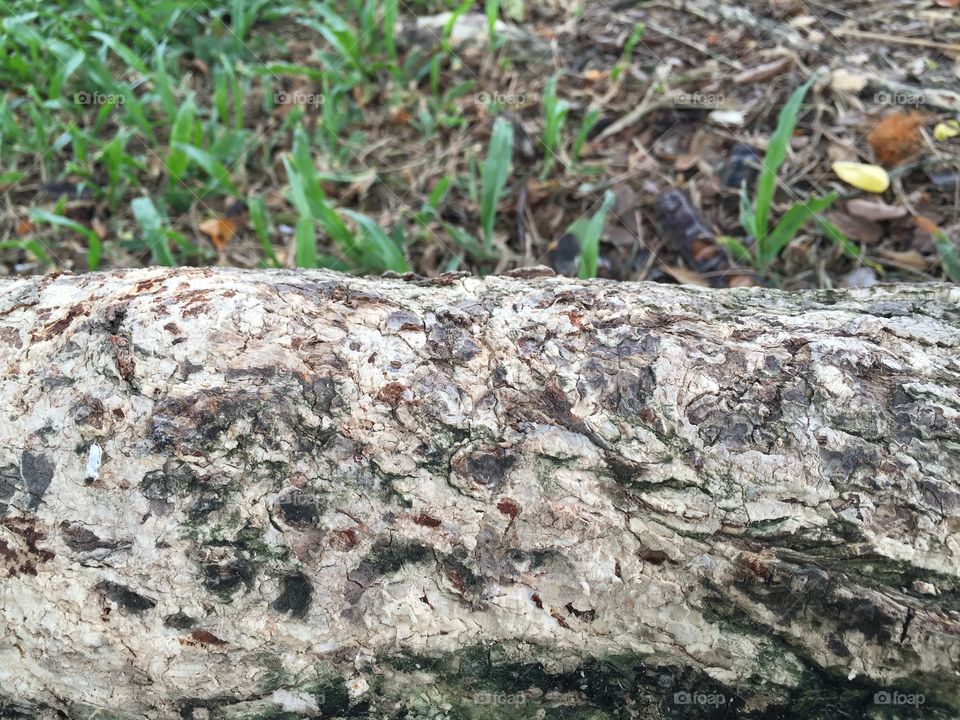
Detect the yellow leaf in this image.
<box><xmin>831</xmin><ymin>161</ymin><xmax>890</xmax><ymax>193</ymax></box>
<box><xmin>934</xmin><ymin>120</ymin><xmax>960</xmax><ymax>141</ymax></box>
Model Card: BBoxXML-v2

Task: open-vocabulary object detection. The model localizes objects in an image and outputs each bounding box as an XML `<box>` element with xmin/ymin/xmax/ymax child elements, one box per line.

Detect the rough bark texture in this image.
<box><xmin>1</xmin><ymin>267</ymin><xmax>959</xmax><ymax>720</ymax></box>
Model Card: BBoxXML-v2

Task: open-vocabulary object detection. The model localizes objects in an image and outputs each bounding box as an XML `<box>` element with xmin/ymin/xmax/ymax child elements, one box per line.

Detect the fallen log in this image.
<box><xmin>0</xmin><ymin>267</ymin><xmax>958</xmax><ymax>719</ymax></box>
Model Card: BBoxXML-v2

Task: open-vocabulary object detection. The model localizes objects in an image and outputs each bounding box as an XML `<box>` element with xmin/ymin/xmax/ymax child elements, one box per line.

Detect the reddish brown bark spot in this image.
<box><xmin>188</xmin><ymin>629</ymin><xmax>227</xmax><ymax>646</ymax></box>
<box><xmin>135</xmin><ymin>278</ymin><xmax>163</xmax><ymax>293</ymax></box>
<box><xmin>32</xmin><ymin>303</ymin><xmax>88</xmax><ymax>341</ymax></box>
<box><xmin>447</xmin><ymin>569</ymin><xmax>467</xmax><ymax>593</ymax></box>
<box><xmin>413</xmin><ymin>513</ymin><xmax>441</xmax><ymax>528</ymax></box>
<box><xmin>497</xmin><ymin>498</ymin><xmax>520</xmax><ymax>517</ymax></box>
<box><xmin>0</xmin><ymin>517</ymin><xmax>55</xmax><ymax>577</ymax></box>
<box><xmin>565</xmin><ymin>603</ymin><xmax>596</xmax><ymax>622</ymax></box>
<box><xmin>330</xmin><ymin>528</ymin><xmax>358</xmax><ymax>550</ymax></box>
<box><xmin>179</xmin><ymin>289</ymin><xmax>213</xmax><ymax>318</ymax></box>
<box><xmin>110</xmin><ymin>335</ymin><xmax>135</xmax><ymax>382</ymax></box>
<box><xmin>739</xmin><ymin>551</ymin><xmax>773</xmax><ymax>581</ymax></box>
<box><xmin>378</xmin><ymin>382</ymin><xmax>406</xmax><ymax>407</ymax></box>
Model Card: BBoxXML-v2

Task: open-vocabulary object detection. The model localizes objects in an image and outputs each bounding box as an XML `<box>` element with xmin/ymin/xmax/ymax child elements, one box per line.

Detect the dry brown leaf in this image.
<box><xmin>674</xmin><ymin>129</ymin><xmax>712</xmax><ymax>172</ymax></box>
<box><xmin>727</xmin><ymin>273</ymin><xmax>760</xmax><ymax>288</ymax></box>
<box><xmin>92</xmin><ymin>219</ymin><xmax>108</xmax><ymax>240</ymax></box>
<box><xmin>875</xmin><ymin>248</ymin><xmax>929</xmax><ymax>270</ymax></box>
<box><xmin>846</xmin><ymin>199</ymin><xmax>907</xmax><ymax>222</ymax></box>
<box><xmin>827</xmin><ymin>211</ymin><xmax>883</xmax><ymax>244</ymax></box>
<box><xmin>914</xmin><ymin>215</ymin><xmax>941</xmax><ymax>235</ymax></box>
<box><xmin>189</xmin><ymin>58</ymin><xmax>209</xmax><ymax>75</ymax></box>
<box><xmin>867</xmin><ymin>112</ymin><xmax>924</xmax><ymax>167</ymax></box>
<box><xmin>15</xmin><ymin>217</ymin><xmax>34</xmax><ymax>237</ymax></box>
<box><xmin>198</xmin><ymin>217</ymin><xmax>237</xmax><ymax>252</ymax></box>
<box><xmin>659</xmin><ymin>264</ymin><xmax>710</xmax><ymax>286</ymax></box>
<box><xmin>936</xmin><ymin>0</ymin><xmax>959</xmax><ymax>7</ymax></box>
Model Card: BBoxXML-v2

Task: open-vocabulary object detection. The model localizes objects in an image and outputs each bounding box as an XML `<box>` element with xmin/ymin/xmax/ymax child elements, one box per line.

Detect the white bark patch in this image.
<box><xmin>83</xmin><ymin>443</ymin><xmax>102</xmax><ymax>483</ymax></box>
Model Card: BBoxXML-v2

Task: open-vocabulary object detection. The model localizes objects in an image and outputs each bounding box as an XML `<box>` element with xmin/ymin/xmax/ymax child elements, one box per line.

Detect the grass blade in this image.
<box><xmin>131</xmin><ymin>196</ymin><xmax>175</xmax><ymax>266</ymax></box>
<box><xmin>248</xmin><ymin>195</ymin><xmax>280</xmax><ymax>268</ymax></box>
<box><xmin>760</xmin><ymin>192</ymin><xmax>837</xmax><ymax>271</ymax></box>
<box><xmin>343</xmin><ymin>210</ymin><xmax>409</xmax><ymax>273</ymax></box>
<box><xmin>294</xmin><ymin>216</ymin><xmax>317</xmax><ymax>268</ymax></box>
<box><xmin>485</xmin><ymin>0</ymin><xmax>500</xmax><ymax>46</ymax></box>
<box><xmin>480</xmin><ymin>116</ymin><xmax>513</xmax><ymax>250</ymax></box>
<box><xmin>171</xmin><ymin>142</ymin><xmax>238</xmax><ymax>195</ymax></box>
<box><xmin>754</xmin><ymin>72</ymin><xmax>818</xmax><ymax>243</ymax></box>
<box><xmin>576</xmin><ymin>190</ymin><xmax>615</xmax><ymax>279</ymax></box>
<box><xmin>932</xmin><ymin>229</ymin><xmax>960</xmax><ymax>283</ymax></box>
<box><xmin>718</xmin><ymin>235</ymin><xmax>754</xmax><ymax>264</ymax></box>
<box><xmin>30</xmin><ymin>209</ymin><xmax>102</xmax><ymax>271</ymax></box>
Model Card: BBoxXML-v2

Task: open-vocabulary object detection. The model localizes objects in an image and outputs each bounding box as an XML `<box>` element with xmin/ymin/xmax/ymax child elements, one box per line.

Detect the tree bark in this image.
<box><xmin>1</xmin><ymin>267</ymin><xmax>958</xmax><ymax>720</ymax></box>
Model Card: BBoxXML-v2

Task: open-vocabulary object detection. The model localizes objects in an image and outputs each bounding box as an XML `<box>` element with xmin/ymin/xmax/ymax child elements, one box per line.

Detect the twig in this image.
<box><xmin>832</xmin><ymin>29</ymin><xmax>960</xmax><ymax>54</ymax></box>
<box><xmin>596</xmin><ymin>64</ymin><xmax>675</xmax><ymax>141</ymax></box>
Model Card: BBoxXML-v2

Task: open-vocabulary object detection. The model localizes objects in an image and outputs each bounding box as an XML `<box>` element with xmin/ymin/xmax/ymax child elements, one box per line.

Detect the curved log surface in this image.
<box><xmin>0</xmin><ymin>267</ymin><xmax>958</xmax><ymax>719</ymax></box>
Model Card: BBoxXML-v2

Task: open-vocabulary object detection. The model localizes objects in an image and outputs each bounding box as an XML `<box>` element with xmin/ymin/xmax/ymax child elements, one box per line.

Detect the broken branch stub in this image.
<box><xmin>1</xmin><ymin>268</ymin><xmax>959</xmax><ymax>719</ymax></box>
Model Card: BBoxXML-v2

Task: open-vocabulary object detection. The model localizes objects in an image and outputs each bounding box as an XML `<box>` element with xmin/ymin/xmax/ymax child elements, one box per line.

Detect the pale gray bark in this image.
<box><xmin>0</xmin><ymin>268</ymin><xmax>958</xmax><ymax>720</ymax></box>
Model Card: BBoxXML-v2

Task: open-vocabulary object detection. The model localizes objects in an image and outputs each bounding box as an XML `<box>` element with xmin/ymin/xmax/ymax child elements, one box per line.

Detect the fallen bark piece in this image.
<box><xmin>0</xmin><ymin>268</ymin><xmax>959</xmax><ymax>719</ymax></box>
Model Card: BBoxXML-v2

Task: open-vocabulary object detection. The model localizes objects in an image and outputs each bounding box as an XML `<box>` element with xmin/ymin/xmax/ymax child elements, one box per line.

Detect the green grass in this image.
<box><xmin>573</xmin><ymin>191</ymin><xmax>615</xmax><ymax>279</ymax></box>
<box><xmin>540</xmin><ymin>75</ymin><xmax>570</xmax><ymax>179</ymax></box>
<box><xmin>611</xmin><ymin>22</ymin><xmax>645</xmax><ymax>84</ymax></box>
<box><xmin>0</xmin><ymin>0</ymin><xmax>597</xmax><ymax>275</ymax></box>
<box><xmin>930</xmin><ymin>226</ymin><xmax>960</xmax><ymax>283</ymax></box>
<box><xmin>2</xmin><ymin>1</ymin><xmax>949</xmax><ymax>286</ymax></box>
<box><xmin>480</xmin><ymin>116</ymin><xmax>514</xmax><ymax>251</ymax></box>
<box><xmin>725</xmin><ymin>72</ymin><xmax>859</xmax><ymax>277</ymax></box>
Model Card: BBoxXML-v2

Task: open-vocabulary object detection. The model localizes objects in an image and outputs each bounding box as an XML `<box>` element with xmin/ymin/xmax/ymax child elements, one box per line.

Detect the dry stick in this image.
<box><xmin>832</xmin><ymin>28</ymin><xmax>960</xmax><ymax>54</ymax></box>
<box><xmin>863</xmin><ymin>73</ymin><xmax>960</xmax><ymax>113</ymax></box>
<box><xmin>596</xmin><ymin>64</ymin><xmax>695</xmax><ymax>141</ymax></box>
